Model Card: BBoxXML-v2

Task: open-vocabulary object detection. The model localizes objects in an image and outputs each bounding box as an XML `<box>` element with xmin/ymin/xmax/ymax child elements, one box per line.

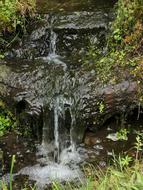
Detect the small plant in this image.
<box><xmin>0</xmin><ymin>100</ymin><xmax>16</xmax><ymax>136</ymax></box>
<box><xmin>10</xmin><ymin>155</ymin><xmax>16</xmax><ymax>190</ymax></box>
<box><xmin>0</xmin><ymin>155</ymin><xmax>16</xmax><ymax>190</ymax></box>
<box><xmin>134</xmin><ymin>133</ymin><xmax>143</xmax><ymax>160</ymax></box>
<box><xmin>0</xmin><ymin>114</ymin><xmax>12</xmax><ymax>136</ymax></box>
<box><xmin>0</xmin><ymin>53</ymin><xmax>4</xmax><ymax>59</ymax></box>
<box><xmin>0</xmin><ymin>0</ymin><xmax>36</xmax><ymax>52</ymax></box>
<box><xmin>83</xmin><ymin>0</ymin><xmax>143</xmax><ymax>84</ymax></box>
<box><xmin>118</xmin><ymin>155</ymin><xmax>132</xmax><ymax>170</ymax></box>
<box><xmin>0</xmin><ymin>0</ymin><xmax>35</xmax><ymax>31</ymax></box>
<box><xmin>112</xmin><ymin>152</ymin><xmax>132</xmax><ymax>171</ymax></box>
<box><xmin>116</xmin><ymin>128</ymin><xmax>129</xmax><ymax>141</ymax></box>
<box><xmin>97</xmin><ymin>101</ymin><xmax>105</xmax><ymax>113</ymax></box>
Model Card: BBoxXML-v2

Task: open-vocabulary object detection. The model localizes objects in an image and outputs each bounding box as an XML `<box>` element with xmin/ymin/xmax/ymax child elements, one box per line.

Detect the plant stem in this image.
<box><xmin>10</xmin><ymin>155</ymin><xmax>15</xmax><ymax>190</ymax></box>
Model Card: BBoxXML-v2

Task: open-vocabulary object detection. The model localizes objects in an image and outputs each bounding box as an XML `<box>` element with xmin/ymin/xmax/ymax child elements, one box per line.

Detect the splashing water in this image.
<box><xmin>19</xmin><ymin>95</ymin><xmax>85</xmax><ymax>188</ymax></box>
<box><xmin>54</xmin><ymin>97</ymin><xmax>60</xmax><ymax>162</ymax></box>
<box><xmin>49</xmin><ymin>29</ymin><xmax>57</xmax><ymax>56</ymax></box>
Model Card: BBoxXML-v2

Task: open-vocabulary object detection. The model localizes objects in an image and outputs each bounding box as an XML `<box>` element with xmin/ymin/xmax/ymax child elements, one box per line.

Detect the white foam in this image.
<box><xmin>60</xmin><ymin>147</ymin><xmax>84</xmax><ymax>164</ymax></box>
<box><xmin>19</xmin><ymin>162</ymin><xmax>83</xmax><ymax>189</ymax></box>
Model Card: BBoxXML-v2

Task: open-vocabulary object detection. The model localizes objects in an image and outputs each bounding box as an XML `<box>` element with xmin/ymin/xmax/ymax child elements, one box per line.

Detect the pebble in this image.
<box><xmin>93</xmin><ymin>144</ymin><xmax>103</xmax><ymax>150</ymax></box>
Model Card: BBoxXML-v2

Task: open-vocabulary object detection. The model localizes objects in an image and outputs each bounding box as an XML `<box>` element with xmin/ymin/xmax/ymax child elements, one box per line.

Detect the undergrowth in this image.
<box><xmin>0</xmin><ymin>0</ymin><xmax>35</xmax><ymax>31</ymax></box>
<box><xmin>0</xmin><ymin>100</ymin><xmax>16</xmax><ymax>136</ymax></box>
<box><xmin>0</xmin><ymin>0</ymin><xmax>36</xmax><ymax>53</ymax></box>
<box><xmin>84</xmin><ymin>0</ymin><xmax>143</xmax><ymax>84</ymax></box>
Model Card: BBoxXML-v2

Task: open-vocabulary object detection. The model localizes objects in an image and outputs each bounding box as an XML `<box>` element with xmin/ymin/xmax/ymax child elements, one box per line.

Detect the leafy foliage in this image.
<box><xmin>0</xmin><ymin>100</ymin><xmax>16</xmax><ymax>136</ymax></box>
<box><xmin>116</xmin><ymin>128</ymin><xmax>129</xmax><ymax>141</ymax></box>
<box><xmin>84</xmin><ymin>0</ymin><xmax>143</xmax><ymax>84</ymax></box>
<box><xmin>0</xmin><ymin>0</ymin><xmax>36</xmax><ymax>54</ymax></box>
<box><xmin>0</xmin><ymin>0</ymin><xmax>35</xmax><ymax>32</ymax></box>
<box><xmin>109</xmin><ymin>0</ymin><xmax>143</xmax><ymax>51</ymax></box>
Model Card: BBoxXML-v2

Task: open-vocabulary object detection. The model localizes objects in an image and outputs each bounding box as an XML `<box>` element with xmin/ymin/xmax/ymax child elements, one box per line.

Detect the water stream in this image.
<box><xmin>14</xmin><ymin>23</ymin><xmax>87</xmax><ymax>188</ymax></box>
<box><xmin>49</xmin><ymin>30</ymin><xmax>57</xmax><ymax>56</ymax></box>
<box><xmin>53</xmin><ymin>97</ymin><xmax>60</xmax><ymax>162</ymax></box>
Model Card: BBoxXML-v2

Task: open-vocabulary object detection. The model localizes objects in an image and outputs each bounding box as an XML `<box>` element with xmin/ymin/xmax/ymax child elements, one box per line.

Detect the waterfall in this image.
<box><xmin>70</xmin><ymin>114</ymin><xmax>76</xmax><ymax>152</ymax></box>
<box><xmin>18</xmin><ymin>13</ymin><xmax>88</xmax><ymax>188</ymax></box>
<box><xmin>53</xmin><ymin>96</ymin><xmax>76</xmax><ymax>163</ymax></box>
<box><xmin>41</xmin><ymin>92</ymin><xmax>79</xmax><ymax>164</ymax></box>
<box><xmin>49</xmin><ymin>29</ymin><xmax>57</xmax><ymax>56</ymax></box>
<box><xmin>54</xmin><ymin>97</ymin><xmax>60</xmax><ymax>162</ymax></box>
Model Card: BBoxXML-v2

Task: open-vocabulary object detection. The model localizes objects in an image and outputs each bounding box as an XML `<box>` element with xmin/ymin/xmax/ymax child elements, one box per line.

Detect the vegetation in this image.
<box><xmin>0</xmin><ymin>0</ymin><xmax>35</xmax><ymax>52</ymax></box>
<box><xmin>0</xmin><ymin>0</ymin><xmax>35</xmax><ymax>31</ymax></box>
<box><xmin>0</xmin><ymin>101</ymin><xmax>16</xmax><ymax>136</ymax></box>
<box><xmin>84</xmin><ymin>0</ymin><xmax>143</xmax><ymax>84</ymax></box>
<box><xmin>52</xmin><ymin>163</ymin><xmax>143</xmax><ymax>190</ymax></box>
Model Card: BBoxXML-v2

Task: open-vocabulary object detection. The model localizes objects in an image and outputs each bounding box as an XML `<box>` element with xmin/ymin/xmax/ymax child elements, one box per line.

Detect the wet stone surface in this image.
<box><xmin>7</xmin><ymin>10</ymin><xmax>113</xmax><ymax>62</ymax></box>
<box><xmin>0</xmin><ymin>133</ymin><xmax>37</xmax><ymax>175</ymax></box>
<box><xmin>84</xmin><ymin>116</ymin><xmax>143</xmax><ymax>164</ymax></box>
<box><xmin>36</xmin><ymin>0</ymin><xmax>117</xmax><ymax>13</ymax></box>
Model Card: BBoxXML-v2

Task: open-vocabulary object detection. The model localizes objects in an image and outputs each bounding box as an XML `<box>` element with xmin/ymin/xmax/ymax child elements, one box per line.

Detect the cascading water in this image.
<box><xmin>18</xmin><ymin>17</ymin><xmax>86</xmax><ymax>189</ymax></box>
<box><xmin>19</xmin><ymin>96</ymin><xmax>85</xmax><ymax>189</ymax></box>
<box><xmin>53</xmin><ymin>97</ymin><xmax>60</xmax><ymax>162</ymax></box>
<box><xmin>41</xmin><ymin>18</ymin><xmax>79</xmax><ymax>163</ymax></box>
<box><xmin>43</xmin><ymin>23</ymin><xmax>67</xmax><ymax>69</ymax></box>
<box><xmin>49</xmin><ymin>29</ymin><xmax>57</xmax><ymax>56</ymax></box>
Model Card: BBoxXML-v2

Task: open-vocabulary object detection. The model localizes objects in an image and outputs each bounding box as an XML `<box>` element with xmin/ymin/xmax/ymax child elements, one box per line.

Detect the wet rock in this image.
<box><xmin>94</xmin><ymin>151</ymin><xmax>100</xmax><ymax>156</ymax></box>
<box><xmin>99</xmin><ymin>161</ymin><xmax>106</xmax><ymax>167</ymax></box>
<box><xmin>0</xmin><ymin>59</ymin><xmax>140</xmax><ymax>141</ymax></box>
<box><xmin>43</xmin><ymin>11</ymin><xmax>111</xmax><ymax>30</ymax></box>
<box><xmin>7</xmin><ymin>9</ymin><xmax>112</xmax><ymax>61</ymax></box>
<box><xmin>36</xmin><ymin>0</ymin><xmax>116</xmax><ymax>13</ymax></box>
